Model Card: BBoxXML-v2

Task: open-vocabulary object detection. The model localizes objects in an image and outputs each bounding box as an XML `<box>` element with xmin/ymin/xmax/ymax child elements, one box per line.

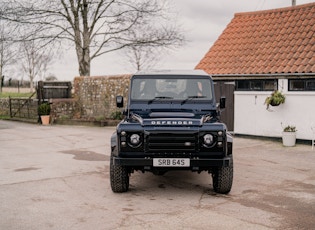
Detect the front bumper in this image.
<box><xmin>113</xmin><ymin>156</ymin><xmax>232</xmax><ymax>168</ymax></box>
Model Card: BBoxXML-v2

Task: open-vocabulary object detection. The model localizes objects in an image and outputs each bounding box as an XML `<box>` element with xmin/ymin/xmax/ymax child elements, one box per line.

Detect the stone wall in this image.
<box><xmin>50</xmin><ymin>98</ymin><xmax>80</xmax><ymax>121</ymax></box>
<box><xmin>0</xmin><ymin>74</ymin><xmax>132</xmax><ymax>123</ymax></box>
<box><xmin>73</xmin><ymin>74</ymin><xmax>131</xmax><ymax>120</ymax></box>
<box><xmin>0</xmin><ymin>98</ymin><xmax>9</xmax><ymax>116</ymax></box>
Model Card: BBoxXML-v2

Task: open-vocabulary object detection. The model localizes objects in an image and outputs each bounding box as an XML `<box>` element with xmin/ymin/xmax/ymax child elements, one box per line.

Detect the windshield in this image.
<box><xmin>131</xmin><ymin>76</ymin><xmax>213</xmax><ymax>101</ymax></box>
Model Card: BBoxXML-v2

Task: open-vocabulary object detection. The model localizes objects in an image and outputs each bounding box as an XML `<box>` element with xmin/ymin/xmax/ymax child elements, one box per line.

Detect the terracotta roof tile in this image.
<box><xmin>196</xmin><ymin>3</ymin><xmax>315</xmax><ymax>75</ymax></box>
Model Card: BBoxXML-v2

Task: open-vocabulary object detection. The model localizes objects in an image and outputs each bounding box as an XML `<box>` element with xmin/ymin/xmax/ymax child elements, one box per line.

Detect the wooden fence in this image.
<box><xmin>8</xmin><ymin>81</ymin><xmax>72</xmax><ymax>122</ymax></box>
<box><xmin>37</xmin><ymin>81</ymin><xmax>72</xmax><ymax>101</ymax></box>
<box><xmin>9</xmin><ymin>95</ymin><xmax>38</xmax><ymax>121</ymax></box>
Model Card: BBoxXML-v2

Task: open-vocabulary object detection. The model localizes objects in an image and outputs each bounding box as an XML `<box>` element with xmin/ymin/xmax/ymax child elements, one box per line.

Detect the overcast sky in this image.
<box><xmin>50</xmin><ymin>0</ymin><xmax>315</xmax><ymax>81</ymax></box>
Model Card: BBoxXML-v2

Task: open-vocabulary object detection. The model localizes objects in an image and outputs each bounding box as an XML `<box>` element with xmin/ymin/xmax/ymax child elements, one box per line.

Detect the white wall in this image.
<box><xmin>234</xmin><ymin>79</ymin><xmax>315</xmax><ymax>140</ymax></box>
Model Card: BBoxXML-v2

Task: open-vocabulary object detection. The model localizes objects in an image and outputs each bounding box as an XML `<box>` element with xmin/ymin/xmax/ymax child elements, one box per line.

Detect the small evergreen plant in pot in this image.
<box><xmin>265</xmin><ymin>90</ymin><xmax>285</xmax><ymax>109</ymax></box>
<box><xmin>38</xmin><ymin>103</ymin><xmax>51</xmax><ymax>116</ymax></box>
<box><xmin>38</xmin><ymin>103</ymin><xmax>51</xmax><ymax>125</ymax></box>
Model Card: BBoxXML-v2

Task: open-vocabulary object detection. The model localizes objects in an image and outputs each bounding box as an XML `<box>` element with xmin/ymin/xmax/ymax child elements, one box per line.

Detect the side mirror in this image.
<box><xmin>219</xmin><ymin>97</ymin><xmax>226</xmax><ymax>109</ymax></box>
<box><xmin>116</xmin><ymin>96</ymin><xmax>124</xmax><ymax>108</ymax></box>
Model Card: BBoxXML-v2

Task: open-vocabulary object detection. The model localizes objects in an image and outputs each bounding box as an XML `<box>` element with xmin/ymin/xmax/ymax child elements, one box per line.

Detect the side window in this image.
<box><xmin>264</xmin><ymin>80</ymin><xmax>276</xmax><ymax>91</ymax></box>
<box><xmin>289</xmin><ymin>79</ymin><xmax>315</xmax><ymax>91</ymax></box>
<box><xmin>236</xmin><ymin>80</ymin><xmax>250</xmax><ymax>90</ymax></box>
<box><xmin>236</xmin><ymin>80</ymin><xmax>277</xmax><ymax>91</ymax></box>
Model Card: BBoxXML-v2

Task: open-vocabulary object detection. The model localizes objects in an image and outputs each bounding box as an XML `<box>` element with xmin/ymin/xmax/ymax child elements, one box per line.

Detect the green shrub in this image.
<box><xmin>110</xmin><ymin>111</ymin><xmax>123</xmax><ymax>120</ymax></box>
<box><xmin>38</xmin><ymin>103</ymin><xmax>51</xmax><ymax>116</ymax></box>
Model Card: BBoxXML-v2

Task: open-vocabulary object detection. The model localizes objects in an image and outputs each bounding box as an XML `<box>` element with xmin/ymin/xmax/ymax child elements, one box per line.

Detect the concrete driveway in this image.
<box><xmin>1</xmin><ymin>120</ymin><xmax>314</xmax><ymax>230</ymax></box>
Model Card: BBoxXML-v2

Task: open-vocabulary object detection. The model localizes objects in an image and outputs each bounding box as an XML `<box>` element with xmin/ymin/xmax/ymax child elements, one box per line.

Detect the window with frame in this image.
<box><xmin>131</xmin><ymin>77</ymin><xmax>213</xmax><ymax>100</ymax></box>
<box><xmin>289</xmin><ymin>79</ymin><xmax>315</xmax><ymax>91</ymax></box>
<box><xmin>236</xmin><ymin>79</ymin><xmax>277</xmax><ymax>91</ymax></box>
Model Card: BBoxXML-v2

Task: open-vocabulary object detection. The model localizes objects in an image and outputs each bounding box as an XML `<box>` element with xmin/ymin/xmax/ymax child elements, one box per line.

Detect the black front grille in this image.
<box><xmin>146</xmin><ymin>132</ymin><xmax>198</xmax><ymax>152</ymax></box>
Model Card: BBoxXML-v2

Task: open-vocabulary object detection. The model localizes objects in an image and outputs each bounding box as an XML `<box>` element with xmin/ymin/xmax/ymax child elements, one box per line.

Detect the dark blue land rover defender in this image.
<box><xmin>110</xmin><ymin>70</ymin><xmax>233</xmax><ymax>194</ymax></box>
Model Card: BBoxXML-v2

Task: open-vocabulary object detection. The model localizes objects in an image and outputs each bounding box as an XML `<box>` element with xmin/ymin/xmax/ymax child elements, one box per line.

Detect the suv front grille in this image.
<box><xmin>145</xmin><ymin>132</ymin><xmax>198</xmax><ymax>152</ymax></box>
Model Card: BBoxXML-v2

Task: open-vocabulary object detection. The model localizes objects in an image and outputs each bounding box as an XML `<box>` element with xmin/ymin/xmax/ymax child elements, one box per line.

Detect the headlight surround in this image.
<box><xmin>125</xmin><ymin>133</ymin><xmax>142</xmax><ymax>148</ymax></box>
<box><xmin>120</xmin><ymin>131</ymin><xmax>142</xmax><ymax>149</ymax></box>
<box><xmin>201</xmin><ymin>131</ymin><xmax>225</xmax><ymax>149</ymax></box>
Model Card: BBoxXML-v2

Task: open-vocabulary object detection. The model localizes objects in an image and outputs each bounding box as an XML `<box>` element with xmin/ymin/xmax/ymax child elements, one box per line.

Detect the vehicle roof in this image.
<box><xmin>134</xmin><ymin>69</ymin><xmax>210</xmax><ymax>77</ymax></box>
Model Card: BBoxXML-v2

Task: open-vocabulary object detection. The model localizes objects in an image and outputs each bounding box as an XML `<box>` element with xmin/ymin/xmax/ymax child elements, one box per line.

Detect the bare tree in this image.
<box><xmin>0</xmin><ymin>21</ymin><xmax>17</xmax><ymax>92</ymax></box>
<box><xmin>1</xmin><ymin>0</ymin><xmax>184</xmax><ymax>76</ymax></box>
<box><xmin>123</xmin><ymin>45</ymin><xmax>161</xmax><ymax>71</ymax></box>
<box><xmin>121</xmin><ymin>29</ymin><xmax>173</xmax><ymax>71</ymax></box>
<box><xmin>20</xmin><ymin>39</ymin><xmax>53</xmax><ymax>92</ymax></box>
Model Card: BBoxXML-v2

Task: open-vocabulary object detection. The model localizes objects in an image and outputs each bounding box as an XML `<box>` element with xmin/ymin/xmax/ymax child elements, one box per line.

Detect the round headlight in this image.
<box><xmin>130</xmin><ymin>134</ymin><xmax>140</xmax><ymax>145</ymax></box>
<box><xmin>203</xmin><ymin>134</ymin><xmax>214</xmax><ymax>145</ymax></box>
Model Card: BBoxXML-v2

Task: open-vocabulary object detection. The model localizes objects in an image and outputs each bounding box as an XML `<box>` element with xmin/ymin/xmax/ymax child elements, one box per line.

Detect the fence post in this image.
<box><xmin>9</xmin><ymin>96</ymin><xmax>12</xmax><ymax>118</ymax></box>
<box><xmin>27</xmin><ymin>98</ymin><xmax>30</xmax><ymax>118</ymax></box>
<box><xmin>37</xmin><ymin>81</ymin><xmax>44</xmax><ymax>103</ymax></box>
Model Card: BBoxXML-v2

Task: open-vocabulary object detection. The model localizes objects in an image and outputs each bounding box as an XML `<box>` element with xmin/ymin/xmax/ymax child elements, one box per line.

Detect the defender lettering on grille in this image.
<box><xmin>151</xmin><ymin>120</ymin><xmax>193</xmax><ymax>125</ymax></box>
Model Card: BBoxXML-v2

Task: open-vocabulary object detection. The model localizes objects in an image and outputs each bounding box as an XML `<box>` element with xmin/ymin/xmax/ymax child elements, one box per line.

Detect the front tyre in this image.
<box><xmin>212</xmin><ymin>157</ymin><xmax>233</xmax><ymax>194</ymax></box>
<box><xmin>110</xmin><ymin>153</ymin><xmax>129</xmax><ymax>193</ymax></box>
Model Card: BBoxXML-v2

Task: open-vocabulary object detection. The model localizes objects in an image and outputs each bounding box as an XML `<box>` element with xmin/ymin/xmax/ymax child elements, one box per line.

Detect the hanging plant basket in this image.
<box><xmin>270</xmin><ymin>101</ymin><xmax>281</xmax><ymax>106</ymax></box>
<box><xmin>265</xmin><ymin>90</ymin><xmax>285</xmax><ymax>109</ymax></box>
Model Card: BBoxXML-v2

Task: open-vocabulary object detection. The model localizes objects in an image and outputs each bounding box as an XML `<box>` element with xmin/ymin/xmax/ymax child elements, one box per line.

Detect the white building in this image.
<box><xmin>196</xmin><ymin>3</ymin><xmax>315</xmax><ymax>141</ymax></box>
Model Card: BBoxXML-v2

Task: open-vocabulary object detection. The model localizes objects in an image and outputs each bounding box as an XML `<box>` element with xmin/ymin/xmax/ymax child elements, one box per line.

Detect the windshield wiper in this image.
<box><xmin>148</xmin><ymin>96</ymin><xmax>173</xmax><ymax>104</ymax></box>
<box><xmin>181</xmin><ymin>95</ymin><xmax>206</xmax><ymax>105</ymax></box>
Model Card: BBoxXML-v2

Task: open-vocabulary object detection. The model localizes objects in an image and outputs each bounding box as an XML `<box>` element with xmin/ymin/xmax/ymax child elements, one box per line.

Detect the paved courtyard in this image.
<box><xmin>0</xmin><ymin>120</ymin><xmax>315</xmax><ymax>230</ymax></box>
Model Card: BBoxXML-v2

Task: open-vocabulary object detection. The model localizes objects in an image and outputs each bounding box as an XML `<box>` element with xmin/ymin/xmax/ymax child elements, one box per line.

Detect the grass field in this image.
<box><xmin>0</xmin><ymin>91</ymin><xmax>36</xmax><ymax>98</ymax></box>
<box><xmin>1</xmin><ymin>87</ymin><xmax>35</xmax><ymax>98</ymax></box>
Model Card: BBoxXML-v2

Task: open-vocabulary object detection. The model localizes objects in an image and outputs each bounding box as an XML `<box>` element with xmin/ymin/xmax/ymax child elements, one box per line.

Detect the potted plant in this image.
<box><xmin>265</xmin><ymin>90</ymin><xmax>285</xmax><ymax>109</ymax></box>
<box><xmin>38</xmin><ymin>103</ymin><xmax>51</xmax><ymax>125</ymax></box>
<box><xmin>282</xmin><ymin>124</ymin><xmax>297</xmax><ymax>147</ymax></box>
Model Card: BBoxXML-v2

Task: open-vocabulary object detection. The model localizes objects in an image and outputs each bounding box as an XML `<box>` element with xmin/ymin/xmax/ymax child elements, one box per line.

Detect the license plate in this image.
<box><xmin>153</xmin><ymin>158</ymin><xmax>190</xmax><ymax>167</ymax></box>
